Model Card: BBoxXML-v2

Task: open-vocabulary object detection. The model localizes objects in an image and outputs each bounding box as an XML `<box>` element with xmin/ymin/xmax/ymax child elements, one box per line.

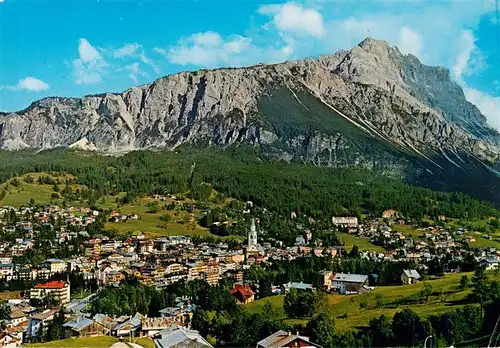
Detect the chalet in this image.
<box><xmin>92</xmin><ymin>314</ymin><xmax>116</xmax><ymax>332</ymax></box>
<box><xmin>221</xmin><ymin>269</ymin><xmax>244</xmax><ymax>282</ymax></box>
<box><xmin>63</xmin><ymin>317</ymin><xmax>109</xmax><ymax>337</ymax></box>
<box><xmin>113</xmin><ymin>313</ymin><xmax>143</xmax><ymax>337</ymax></box>
<box><xmin>0</xmin><ymin>264</ymin><xmax>14</xmax><ymax>281</ymax></box>
<box><xmin>8</xmin><ymin>309</ymin><xmax>27</xmax><ymax>327</ymax></box>
<box><xmin>229</xmin><ymin>284</ymin><xmax>255</xmax><ymax>304</ymax></box>
<box><xmin>481</xmin><ymin>258</ymin><xmax>500</xmax><ymax>270</ymax></box>
<box><xmin>154</xmin><ymin>324</ymin><xmax>212</xmax><ymax>348</ymax></box>
<box><xmin>382</xmin><ymin>209</ymin><xmax>399</xmax><ymax>219</ymax></box>
<box><xmin>401</xmin><ymin>269</ymin><xmax>421</xmax><ymax>285</ymax></box>
<box><xmin>331</xmin><ymin>273</ymin><xmax>369</xmax><ymax>294</ymax></box>
<box><xmin>257</xmin><ymin>330</ymin><xmax>322</xmax><ymax>348</ymax></box>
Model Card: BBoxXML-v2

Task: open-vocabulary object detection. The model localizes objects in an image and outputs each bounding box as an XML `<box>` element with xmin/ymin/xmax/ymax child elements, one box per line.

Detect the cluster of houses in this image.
<box><xmin>0</xmin><ymin>203</ymin><xmax>499</xmax><ymax>347</ymax></box>
<box><xmin>0</xmin><ymin>290</ymin><xmax>210</xmax><ymax>347</ymax></box>
<box><xmin>1</xmin><ymin>282</ymin><xmax>323</xmax><ymax>348</ymax></box>
<box><xmin>329</xmin><ymin>211</ymin><xmax>500</xmax><ymax>267</ymax></box>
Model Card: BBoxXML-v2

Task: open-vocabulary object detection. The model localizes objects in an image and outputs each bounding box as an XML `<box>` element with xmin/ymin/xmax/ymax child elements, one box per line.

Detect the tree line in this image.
<box><xmin>0</xmin><ymin>147</ymin><xmax>498</xmax><ymax>222</ymax></box>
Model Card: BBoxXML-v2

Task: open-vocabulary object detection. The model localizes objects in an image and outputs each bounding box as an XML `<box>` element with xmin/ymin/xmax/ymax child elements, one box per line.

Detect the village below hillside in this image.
<box><xmin>0</xmin><ymin>190</ymin><xmax>498</xmax><ymax>347</ymax></box>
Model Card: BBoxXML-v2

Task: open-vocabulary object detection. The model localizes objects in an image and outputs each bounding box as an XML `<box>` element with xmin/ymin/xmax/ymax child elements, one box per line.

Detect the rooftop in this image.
<box><xmin>332</xmin><ymin>273</ymin><xmax>368</xmax><ymax>283</ymax></box>
<box><xmin>34</xmin><ymin>280</ymin><xmax>67</xmax><ymax>289</ymax></box>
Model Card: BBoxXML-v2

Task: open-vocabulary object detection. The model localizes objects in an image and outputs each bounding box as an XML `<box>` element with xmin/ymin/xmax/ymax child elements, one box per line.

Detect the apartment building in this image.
<box><xmin>30</xmin><ymin>280</ymin><xmax>70</xmax><ymax>304</ymax></box>
<box><xmin>43</xmin><ymin>259</ymin><xmax>66</xmax><ymax>274</ymax></box>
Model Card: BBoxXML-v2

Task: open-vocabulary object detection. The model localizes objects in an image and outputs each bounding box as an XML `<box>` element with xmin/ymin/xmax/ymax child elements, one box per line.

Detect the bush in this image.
<box><xmin>159</xmin><ymin>214</ymin><xmax>171</xmax><ymax>222</ymax></box>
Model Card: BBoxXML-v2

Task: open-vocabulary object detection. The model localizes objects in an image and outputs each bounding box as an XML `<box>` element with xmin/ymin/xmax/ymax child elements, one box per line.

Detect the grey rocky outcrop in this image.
<box><xmin>0</xmin><ymin>38</ymin><xmax>498</xmax><ymax>170</ymax></box>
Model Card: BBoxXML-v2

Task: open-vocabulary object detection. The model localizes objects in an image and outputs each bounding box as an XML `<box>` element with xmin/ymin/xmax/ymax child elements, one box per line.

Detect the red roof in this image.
<box><xmin>34</xmin><ymin>280</ymin><xmax>66</xmax><ymax>289</ymax></box>
<box><xmin>230</xmin><ymin>284</ymin><xmax>254</xmax><ymax>297</ymax></box>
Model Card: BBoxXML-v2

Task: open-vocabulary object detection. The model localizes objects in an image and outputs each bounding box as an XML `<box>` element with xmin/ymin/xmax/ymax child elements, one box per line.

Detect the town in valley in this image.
<box><xmin>0</xmin><ymin>186</ymin><xmax>498</xmax><ymax>347</ymax></box>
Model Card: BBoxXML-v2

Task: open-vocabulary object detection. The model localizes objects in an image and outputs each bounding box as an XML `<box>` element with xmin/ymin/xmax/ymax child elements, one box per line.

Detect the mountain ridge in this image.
<box><xmin>0</xmin><ymin>37</ymin><xmax>499</xmax><ymax>202</ymax></box>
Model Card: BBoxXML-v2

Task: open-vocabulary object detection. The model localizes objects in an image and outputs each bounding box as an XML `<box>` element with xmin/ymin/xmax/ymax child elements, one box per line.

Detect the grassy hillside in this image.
<box><xmin>0</xmin><ymin>172</ymin><xmax>87</xmax><ymax>207</ymax></box>
<box><xmin>245</xmin><ymin>272</ymin><xmax>480</xmax><ymax>332</ymax></box>
<box><xmin>0</xmin><ymin>148</ymin><xmax>498</xmax><ymax>222</ymax></box>
<box><xmin>336</xmin><ymin>232</ymin><xmax>385</xmax><ymax>252</ymax></box>
<box><xmin>27</xmin><ymin>336</ymin><xmax>118</xmax><ymax>347</ymax></box>
<box><xmin>105</xmin><ymin>197</ymin><xmax>211</xmax><ymax>237</ymax></box>
<box><xmin>27</xmin><ymin>336</ymin><xmax>154</xmax><ymax>348</ymax></box>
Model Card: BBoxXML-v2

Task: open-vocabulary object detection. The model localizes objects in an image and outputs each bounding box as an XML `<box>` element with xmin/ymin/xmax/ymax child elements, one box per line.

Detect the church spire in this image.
<box><xmin>248</xmin><ymin>218</ymin><xmax>257</xmax><ymax>248</ymax></box>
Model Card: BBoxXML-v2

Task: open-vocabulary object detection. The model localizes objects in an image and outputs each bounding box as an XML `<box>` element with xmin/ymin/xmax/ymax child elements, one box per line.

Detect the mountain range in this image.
<box><xmin>0</xmin><ymin>38</ymin><xmax>499</xmax><ymax>202</ymax></box>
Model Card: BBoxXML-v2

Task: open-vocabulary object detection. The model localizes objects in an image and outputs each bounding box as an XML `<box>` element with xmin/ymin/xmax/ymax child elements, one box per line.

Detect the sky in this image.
<box><xmin>1</xmin><ymin>0</ymin><xmax>500</xmax><ymax>130</ymax></box>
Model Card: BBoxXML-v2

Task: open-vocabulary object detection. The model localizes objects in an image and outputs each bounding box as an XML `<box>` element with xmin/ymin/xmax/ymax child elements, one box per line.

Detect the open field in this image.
<box><xmin>391</xmin><ymin>224</ymin><xmax>423</xmax><ymax>238</ymax></box>
<box><xmin>468</xmin><ymin>233</ymin><xmax>500</xmax><ymax>249</ymax></box>
<box><xmin>104</xmin><ymin>197</ymin><xmax>211</xmax><ymax>237</ymax></box>
<box><xmin>27</xmin><ymin>336</ymin><xmax>119</xmax><ymax>347</ymax></box>
<box><xmin>71</xmin><ymin>290</ymin><xmax>91</xmax><ymax>300</ymax></box>
<box><xmin>0</xmin><ymin>291</ymin><xmax>22</xmax><ymax>300</ymax></box>
<box><xmin>336</xmin><ymin>232</ymin><xmax>385</xmax><ymax>252</ymax></box>
<box><xmin>245</xmin><ymin>272</ymin><xmax>485</xmax><ymax>332</ymax></box>
<box><xmin>27</xmin><ymin>336</ymin><xmax>154</xmax><ymax>348</ymax></box>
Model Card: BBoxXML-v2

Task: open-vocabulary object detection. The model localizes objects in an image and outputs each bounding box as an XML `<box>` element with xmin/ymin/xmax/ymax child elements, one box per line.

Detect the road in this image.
<box><xmin>65</xmin><ymin>293</ymin><xmax>97</xmax><ymax>313</ymax></box>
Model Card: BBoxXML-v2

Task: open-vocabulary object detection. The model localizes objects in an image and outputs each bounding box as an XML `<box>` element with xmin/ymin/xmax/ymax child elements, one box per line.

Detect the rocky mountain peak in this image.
<box><xmin>0</xmin><ymin>38</ymin><xmax>498</xmax><ymax>201</ymax></box>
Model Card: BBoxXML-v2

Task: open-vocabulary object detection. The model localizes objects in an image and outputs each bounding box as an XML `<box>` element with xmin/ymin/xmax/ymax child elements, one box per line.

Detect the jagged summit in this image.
<box><xmin>0</xmin><ymin>38</ymin><xmax>498</xmax><ymax>201</ymax></box>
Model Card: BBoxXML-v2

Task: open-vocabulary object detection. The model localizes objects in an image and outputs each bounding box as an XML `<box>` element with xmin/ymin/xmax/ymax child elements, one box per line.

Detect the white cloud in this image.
<box><xmin>72</xmin><ymin>60</ymin><xmax>105</xmax><ymax>85</ymax></box>
<box><xmin>125</xmin><ymin>62</ymin><xmax>148</xmax><ymax>83</ymax></box>
<box><xmin>0</xmin><ymin>77</ymin><xmax>50</xmax><ymax>92</ymax></box>
<box><xmin>113</xmin><ymin>43</ymin><xmax>141</xmax><ymax>58</ymax></box>
<box><xmin>165</xmin><ymin>32</ymin><xmax>254</xmax><ymax>67</ymax></box>
<box><xmin>153</xmin><ymin>48</ymin><xmax>168</xmax><ymax>56</ymax></box>
<box><xmin>453</xmin><ymin>30</ymin><xmax>475</xmax><ymax>79</ymax></box>
<box><xmin>259</xmin><ymin>3</ymin><xmax>326</xmax><ymax>38</ymax></box>
<box><xmin>323</xmin><ymin>1</ymin><xmax>491</xmax><ymax>66</ymax></box>
<box><xmin>463</xmin><ymin>87</ymin><xmax>500</xmax><ymax>130</ymax></box>
<box><xmin>398</xmin><ymin>26</ymin><xmax>423</xmax><ymax>56</ymax></box>
<box><xmin>16</xmin><ymin>77</ymin><xmax>50</xmax><ymax>92</ymax></box>
<box><xmin>72</xmin><ymin>38</ymin><xmax>108</xmax><ymax>85</ymax></box>
<box><xmin>78</xmin><ymin>38</ymin><xmax>102</xmax><ymax>62</ymax></box>
<box><xmin>69</xmin><ymin>39</ymin><xmax>161</xmax><ymax>85</ymax></box>
<box><xmin>162</xmin><ymin>30</ymin><xmax>293</xmax><ymax>68</ymax></box>
<box><xmin>139</xmin><ymin>52</ymin><xmax>160</xmax><ymax>74</ymax></box>
<box><xmin>282</xmin><ymin>45</ymin><xmax>294</xmax><ymax>55</ymax></box>
<box><xmin>453</xmin><ymin>30</ymin><xmax>500</xmax><ymax>130</ymax></box>
<box><xmin>189</xmin><ymin>31</ymin><xmax>222</xmax><ymax>46</ymax></box>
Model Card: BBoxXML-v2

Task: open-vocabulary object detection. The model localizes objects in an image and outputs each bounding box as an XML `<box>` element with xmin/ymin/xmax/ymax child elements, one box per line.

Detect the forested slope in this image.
<box><xmin>0</xmin><ymin>147</ymin><xmax>497</xmax><ymax>220</ymax></box>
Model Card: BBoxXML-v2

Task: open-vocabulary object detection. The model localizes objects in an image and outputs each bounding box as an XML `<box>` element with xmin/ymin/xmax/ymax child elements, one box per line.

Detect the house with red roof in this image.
<box><xmin>229</xmin><ymin>284</ymin><xmax>254</xmax><ymax>304</ymax></box>
<box><xmin>29</xmin><ymin>280</ymin><xmax>70</xmax><ymax>304</ymax></box>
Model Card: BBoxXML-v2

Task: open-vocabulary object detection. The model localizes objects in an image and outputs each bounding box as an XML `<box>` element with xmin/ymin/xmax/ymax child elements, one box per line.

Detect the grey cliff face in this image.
<box><xmin>0</xmin><ymin>38</ymin><xmax>498</xmax><ymax>173</ymax></box>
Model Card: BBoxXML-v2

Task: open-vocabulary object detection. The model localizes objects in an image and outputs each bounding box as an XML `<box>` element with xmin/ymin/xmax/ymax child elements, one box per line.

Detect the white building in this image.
<box><xmin>43</xmin><ymin>259</ymin><xmax>66</xmax><ymax>274</ymax></box>
<box><xmin>331</xmin><ymin>217</ymin><xmax>358</xmax><ymax>228</ymax></box>
<box><xmin>331</xmin><ymin>273</ymin><xmax>369</xmax><ymax>294</ymax></box>
<box><xmin>29</xmin><ymin>280</ymin><xmax>70</xmax><ymax>304</ymax></box>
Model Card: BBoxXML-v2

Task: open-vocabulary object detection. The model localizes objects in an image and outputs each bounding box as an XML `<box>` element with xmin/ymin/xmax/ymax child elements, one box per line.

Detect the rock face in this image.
<box><xmin>1</xmin><ymin>38</ymin><xmax>499</xmax><ymax>201</ymax></box>
<box><xmin>68</xmin><ymin>137</ymin><xmax>98</xmax><ymax>151</ymax></box>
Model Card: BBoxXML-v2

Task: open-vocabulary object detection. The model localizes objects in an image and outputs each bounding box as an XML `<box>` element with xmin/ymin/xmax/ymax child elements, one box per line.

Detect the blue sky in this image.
<box><xmin>1</xmin><ymin>0</ymin><xmax>500</xmax><ymax>130</ymax></box>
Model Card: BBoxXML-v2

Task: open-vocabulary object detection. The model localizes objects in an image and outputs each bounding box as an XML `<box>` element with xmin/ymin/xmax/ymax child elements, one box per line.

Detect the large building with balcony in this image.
<box><xmin>30</xmin><ymin>280</ymin><xmax>70</xmax><ymax>304</ymax></box>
